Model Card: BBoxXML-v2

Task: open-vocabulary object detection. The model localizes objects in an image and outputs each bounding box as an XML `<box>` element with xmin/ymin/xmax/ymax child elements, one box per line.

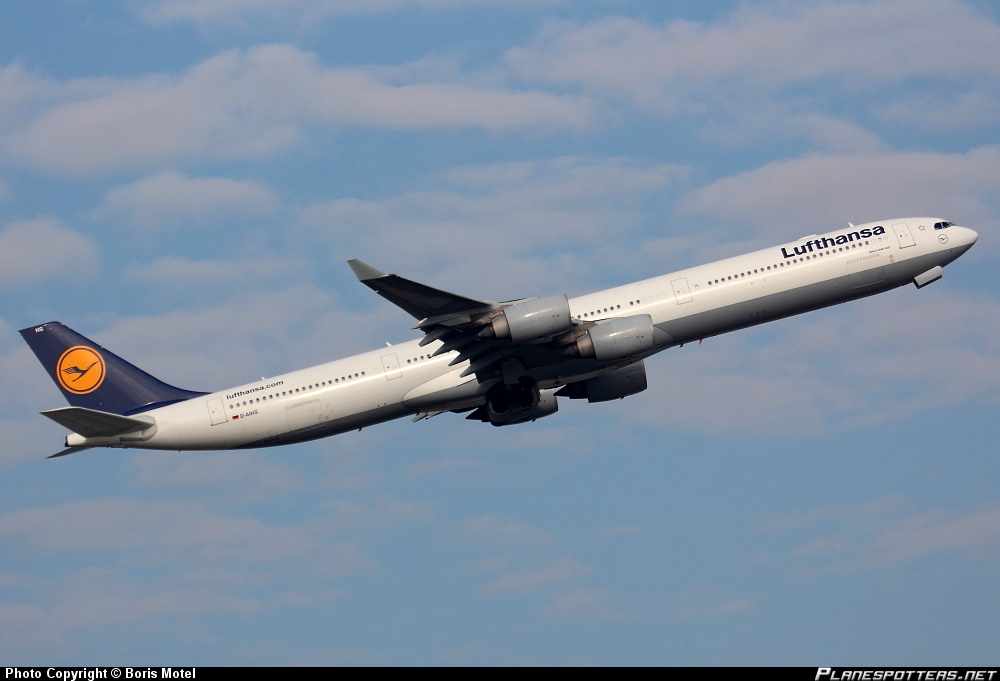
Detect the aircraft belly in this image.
<box><xmin>240</xmin><ymin>402</ymin><xmax>411</xmax><ymax>448</ymax></box>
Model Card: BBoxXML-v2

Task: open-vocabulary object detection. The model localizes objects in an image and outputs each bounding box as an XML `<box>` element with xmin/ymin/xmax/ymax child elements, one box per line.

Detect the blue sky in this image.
<box><xmin>1</xmin><ymin>0</ymin><xmax>998</xmax><ymax>665</ymax></box>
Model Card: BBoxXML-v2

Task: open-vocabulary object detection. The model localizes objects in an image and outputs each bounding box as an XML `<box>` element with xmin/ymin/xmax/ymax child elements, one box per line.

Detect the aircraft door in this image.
<box><xmin>671</xmin><ymin>278</ymin><xmax>693</xmax><ymax>304</ymax></box>
<box><xmin>207</xmin><ymin>397</ymin><xmax>226</xmax><ymax>425</ymax></box>
<box><xmin>381</xmin><ymin>353</ymin><xmax>402</xmax><ymax>380</ymax></box>
<box><xmin>892</xmin><ymin>222</ymin><xmax>915</xmax><ymax>248</ymax></box>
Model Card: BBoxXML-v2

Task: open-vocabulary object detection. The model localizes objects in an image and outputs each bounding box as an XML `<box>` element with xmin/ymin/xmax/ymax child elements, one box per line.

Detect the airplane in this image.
<box><xmin>20</xmin><ymin>218</ymin><xmax>978</xmax><ymax>458</ymax></box>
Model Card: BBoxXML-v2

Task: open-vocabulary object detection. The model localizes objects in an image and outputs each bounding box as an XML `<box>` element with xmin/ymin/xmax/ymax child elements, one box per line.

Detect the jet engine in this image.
<box><xmin>556</xmin><ymin>360</ymin><xmax>647</xmax><ymax>403</ymax></box>
<box><xmin>467</xmin><ymin>380</ymin><xmax>559</xmax><ymax>426</ymax></box>
<box><xmin>575</xmin><ymin>314</ymin><xmax>654</xmax><ymax>362</ymax></box>
<box><xmin>487</xmin><ymin>294</ymin><xmax>572</xmax><ymax>342</ymax></box>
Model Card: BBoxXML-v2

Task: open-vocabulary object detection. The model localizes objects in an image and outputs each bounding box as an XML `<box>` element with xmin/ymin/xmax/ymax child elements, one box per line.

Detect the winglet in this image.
<box><xmin>347</xmin><ymin>259</ymin><xmax>386</xmax><ymax>282</ymax></box>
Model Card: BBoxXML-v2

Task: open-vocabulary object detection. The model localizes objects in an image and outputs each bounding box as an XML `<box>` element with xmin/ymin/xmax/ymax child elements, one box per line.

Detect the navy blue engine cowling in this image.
<box><xmin>19</xmin><ymin>321</ymin><xmax>206</xmax><ymax>415</ymax></box>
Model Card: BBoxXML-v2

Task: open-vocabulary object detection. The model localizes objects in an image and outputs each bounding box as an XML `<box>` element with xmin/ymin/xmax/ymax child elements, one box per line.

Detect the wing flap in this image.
<box><xmin>41</xmin><ymin>406</ymin><xmax>153</xmax><ymax>438</ymax></box>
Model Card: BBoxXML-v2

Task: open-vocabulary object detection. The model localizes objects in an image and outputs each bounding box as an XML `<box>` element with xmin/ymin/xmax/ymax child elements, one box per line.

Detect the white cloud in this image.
<box><xmin>122</xmin><ymin>255</ymin><xmax>305</xmax><ymax>290</ymax></box>
<box><xmin>140</xmin><ymin>0</ymin><xmax>559</xmax><ymax>27</ymax></box>
<box><xmin>589</xmin><ymin>518</ymin><xmax>665</xmax><ymax>539</ymax></box>
<box><xmin>55</xmin><ymin>573</ymin><xmax>264</xmax><ymax>626</ymax></box>
<box><xmin>0</xmin><ymin>568</ymin><xmax>266</xmax><ymax>656</ymax></box>
<box><xmin>0</xmin><ymin>217</ymin><xmax>98</xmax><ymax>287</ymax></box>
<box><xmin>544</xmin><ymin>586</ymin><xmax>629</xmax><ymax>620</ymax></box>
<box><xmin>321</xmin><ymin>496</ymin><xmax>431</xmax><ymax>531</ymax></box>
<box><xmin>631</xmin><ymin>287</ymin><xmax>1000</xmax><ymax>436</ymax></box>
<box><xmin>0</xmin><ymin>62</ymin><xmax>62</xmax><ymax>127</ymax></box>
<box><xmin>89</xmin><ymin>283</ymin><xmax>394</xmax><ymax>391</ymax></box>
<box><xmin>4</xmin><ymin>45</ymin><xmax>593</xmax><ymax>175</ymax></box>
<box><xmin>0</xmin><ymin>418</ymin><xmax>70</xmax><ymax>467</ymax></box>
<box><xmin>679</xmin><ymin>146</ymin><xmax>1000</xmax><ymax>242</ymax></box>
<box><xmin>669</xmin><ymin>585</ymin><xmax>753</xmax><ymax>621</ymax></box>
<box><xmin>96</xmin><ymin>172</ymin><xmax>280</xmax><ymax>228</ymax></box>
<box><xmin>128</xmin><ymin>451</ymin><xmax>300</xmax><ymax>502</ymax></box>
<box><xmin>0</xmin><ymin>492</ymin><xmax>375</xmax><ymax>655</ymax></box>
<box><xmin>405</xmin><ymin>457</ymin><xmax>484</xmax><ymax>479</ymax></box>
<box><xmin>505</xmin><ymin>1</ymin><xmax>1000</xmax><ymax>146</ymax></box>
<box><xmin>0</xmin><ymin>603</ymin><xmax>65</xmax><ymax>654</ymax></box>
<box><xmin>508</xmin><ymin>1</ymin><xmax>1000</xmax><ymax>106</ymax></box>
<box><xmin>0</xmin><ymin>498</ymin><xmax>375</xmax><ymax>573</ymax></box>
<box><xmin>461</xmin><ymin>513</ymin><xmax>552</xmax><ymax>545</ymax></box>
<box><xmin>761</xmin><ymin>496</ymin><xmax>1000</xmax><ymax>574</ymax></box>
<box><xmin>675</xmin><ymin>597</ymin><xmax>752</xmax><ymax>620</ymax></box>
<box><xmin>300</xmin><ymin>156</ymin><xmax>689</xmax><ymax>298</ymax></box>
<box><xmin>878</xmin><ymin>90</ymin><xmax>1000</xmax><ymax>132</ymax></box>
<box><xmin>477</xmin><ymin>557</ymin><xmax>589</xmax><ymax>595</ymax></box>
<box><xmin>867</xmin><ymin>507</ymin><xmax>1000</xmax><ymax>564</ymax></box>
<box><xmin>756</xmin><ymin>494</ymin><xmax>910</xmax><ymax>533</ymax></box>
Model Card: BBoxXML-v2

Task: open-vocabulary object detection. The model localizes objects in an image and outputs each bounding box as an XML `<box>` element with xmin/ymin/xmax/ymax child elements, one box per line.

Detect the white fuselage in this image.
<box><xmin>68</xmin><ymin>218</ymin><xmax>977</xmax><ymax>451</ymax></box>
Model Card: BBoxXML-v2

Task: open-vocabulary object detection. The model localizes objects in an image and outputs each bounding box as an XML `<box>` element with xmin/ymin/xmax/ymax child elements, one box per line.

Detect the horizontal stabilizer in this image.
<box><xmin>347</xmin><ymin>259</ymin><xmax>493</xmax><ymax>321</ymax></box>
<box><xmin>48</xmin><ymin>446</ymin><xmax>94</xmax><ymax>459</ymax></box>
<box><xmin>41</xmin><ymin>407</ymin><xmax>152</xmax><ymax>438</ymax></box>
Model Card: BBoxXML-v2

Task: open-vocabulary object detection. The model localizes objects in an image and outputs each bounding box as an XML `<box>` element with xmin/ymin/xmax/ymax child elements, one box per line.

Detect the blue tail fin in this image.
<box><xmin>20</xmin><ymin>321</ymin><xmax>206</xmax><ymax>415</ymax></box>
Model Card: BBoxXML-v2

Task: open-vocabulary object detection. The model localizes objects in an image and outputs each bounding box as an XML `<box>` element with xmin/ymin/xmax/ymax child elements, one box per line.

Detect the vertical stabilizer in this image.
<box><xmin>19</xmin><ymin>321</ymin><xmax>206</xmax><ymax>415</ymax></box>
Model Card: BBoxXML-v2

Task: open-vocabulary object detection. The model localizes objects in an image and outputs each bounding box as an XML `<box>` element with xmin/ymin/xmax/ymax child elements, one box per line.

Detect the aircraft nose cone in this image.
<box><xmin>968</xmin><ymin>228</ymin><xmax>979</xmax><ymax>244</ymax></box>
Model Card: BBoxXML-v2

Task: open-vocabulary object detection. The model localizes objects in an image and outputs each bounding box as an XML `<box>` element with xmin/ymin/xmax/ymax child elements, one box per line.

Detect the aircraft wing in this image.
<box><xmin>347</xmin><ymin>259</ymin><xmax>495</xmax><ymax>324</ymax></box>
<box><xmin>348</xmin><ymin>259</ymin><xmax>587</xmax><ymax>380</ymax></box>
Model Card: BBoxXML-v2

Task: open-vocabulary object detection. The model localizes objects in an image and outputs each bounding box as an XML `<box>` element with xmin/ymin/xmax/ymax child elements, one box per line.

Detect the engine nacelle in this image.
<box><xmin>487</xmin><ymin>388</ymin><xmax>558</xmax><ymax>426</ymax></box>
<box><xmin>491</xmin><ymin>294</ymin><xmax>572</xmax><ymax>342</ymax></box>
<box><xmin>557</xmin><ymin>361</ymin><xmax>647</xmax><ymax>403</ymax></box>
<box><xmin>576</xmin><ymin>314</ymin><xmax>654</xmax><ymax>362</ymax></box>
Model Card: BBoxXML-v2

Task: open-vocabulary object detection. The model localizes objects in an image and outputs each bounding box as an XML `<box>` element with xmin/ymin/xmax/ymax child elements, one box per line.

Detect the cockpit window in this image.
<box><xmin>934</xmin><ymin>221</ymin><xmax>954</xmax><ymax>230</ymax></box>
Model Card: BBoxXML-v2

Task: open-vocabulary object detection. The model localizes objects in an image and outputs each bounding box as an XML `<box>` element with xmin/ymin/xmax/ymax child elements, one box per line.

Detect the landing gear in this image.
<box><xmin>486</xmin><ymin>377</ymin><xmax>539</xmax><ymax>416</ymax></box>
<box><xmin>465</xmin><ymin>378</ymin><xmax>558</xmax><ymax>427</ymax></box>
